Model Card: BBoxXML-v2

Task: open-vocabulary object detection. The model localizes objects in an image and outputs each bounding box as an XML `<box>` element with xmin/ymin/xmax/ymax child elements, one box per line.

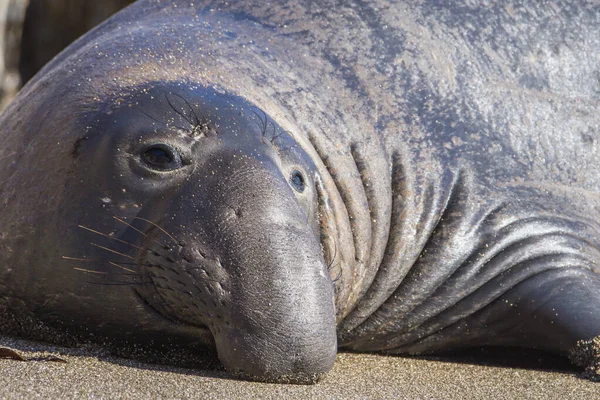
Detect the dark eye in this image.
<box><xmin>290</xmin><ymin>169</ymin><xmax>306</xmax><ymax>193</ymax></box>
<box><xmin>141</xmin><ymin>144</ymin><xmax>182</xmax><ymax>171</ymax></box>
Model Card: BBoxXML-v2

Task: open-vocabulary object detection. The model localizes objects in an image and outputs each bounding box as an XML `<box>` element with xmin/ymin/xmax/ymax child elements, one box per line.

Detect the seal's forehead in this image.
<box><xmin>79</xmin><ymin>81</ymin><xmax>298</xmax><ymax>145</ymax></box>
<box><xmin>12</xmin><ymin>0</ymin><xmax>353</xmax><ymax>163</ymax></box>
<box><xmin>44</xmin><ymin>3</ymin><xmax>284</xmax><ymax>100</ymax></box>
<box><xmin>81</xmin><ymin>82</ymin><xmax>241</xmax><ymax>123</ymax></box>
<box><xmin>34</xmin><ymin>11</ymin><xmax>296</xmax><ymax>135</ymax></box>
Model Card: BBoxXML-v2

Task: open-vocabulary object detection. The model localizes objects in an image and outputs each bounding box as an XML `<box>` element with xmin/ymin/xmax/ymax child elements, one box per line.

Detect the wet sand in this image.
<box><xmin>1</xmin><ymin>335</ymin><xmax>598</xmax><ymax>399</ymax></box>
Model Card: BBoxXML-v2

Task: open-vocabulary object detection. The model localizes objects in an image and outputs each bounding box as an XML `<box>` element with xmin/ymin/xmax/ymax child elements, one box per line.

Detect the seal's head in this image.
<box><xmin>0</xmin><ymin>1</ymin><xmax>352</xmax><ymax>383</ymax></box>
<box><xmin>61</xmin><ymin>83</ymin><xmax>337</xmax><ymax>382</ymax></box>
<box><xmin>1</xmin><ymin>78</ymin><xmax>339</xmax><ymax>382</ymax></box>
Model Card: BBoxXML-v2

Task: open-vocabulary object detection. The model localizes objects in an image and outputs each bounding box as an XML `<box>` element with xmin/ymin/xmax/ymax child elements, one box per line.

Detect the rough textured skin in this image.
<box><xmin>1</xmin><ymin>0</ymin><xmax>600</xmax><ymax>382</ymax></box>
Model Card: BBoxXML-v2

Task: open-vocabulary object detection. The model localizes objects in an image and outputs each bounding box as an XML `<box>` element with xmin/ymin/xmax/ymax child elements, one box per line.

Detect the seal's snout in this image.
<box><xmin>210</xmin><ymin>215</ymin><xmax>338</xmax><ymax>383</ymax></box>
<box><xmin>202</xmin><ymin>158</ymin><xmax>337</xmax><ymax>382</ymax></box>
<box><xmin>212</xmin><ymin>253</ymin><xmax>337</xmax><ymax>383</ymax></box>
<box><xmin>215</xmin><ymin>321</ymin><xmax>337</xmax><ymax>383</ymax></box>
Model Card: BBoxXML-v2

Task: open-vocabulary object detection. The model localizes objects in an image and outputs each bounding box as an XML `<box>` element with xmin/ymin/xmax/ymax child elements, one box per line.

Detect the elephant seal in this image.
<box><xmin>1</xmin><ymin>0</ymin><xmax>600</xmax><ymax>383</ymax></box>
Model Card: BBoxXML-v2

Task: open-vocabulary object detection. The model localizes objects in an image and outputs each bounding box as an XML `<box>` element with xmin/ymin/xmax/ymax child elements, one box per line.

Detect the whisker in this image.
<box><xmin>64</xmin><ymin>256</ymin><xmax>164</xmax><ymax>275</ymax></box>
<box><xmin>332</xmin><ymin>264</ymin><xmax>343</xmax><ymax>283</ymax></box>
<box><xmin>268</xmin><ymin>120</ymin><xmax>278</xmax><ymax>143</ymax></box>
<box><xmin>63</xmin><ymin>256</ymin><xmax>98</xmax><ymax>262</ymax></box>
<box><xmin>86</xmin><ymin>281</ymin><xmax>153</xmax><ymax>286</ymax></box>
<box><xmin>326</xmin><ymin>235</ymin><xmax>338</xmax><ymax>271</ymax></box>
<box><xmin>113</xmin><ymin>216</ymin><xmax>176</xmax><ymax>249</ymax></box>
<box><xmin>132</xmin><ymin>217</ymin><xmax>181</xmax><ymax>245</ymax></box>
<box><xmin>74</xmin><ymin>267</ymin><xmax>108</xmax><ymax>275</ymax></box>
<box><xmin>79</xmin><ymin>224</ymin><xmax>177</xmax><ymax>261</ymax></box>
<box><xmin>251</xmin><ymin>113</ymin><xmax>264</xmax><ymax>133</ymax></box>
<box><xmin>166</xmin><ymin>94</ymin><xmax>194</xmax><ymax>126</ymax></box>
<box><xmin>67</xmin><ymin>259</ymin><xmax>166</xmax><ymax>269</ymax></box>
<box><xmin>75</xmin><ymin>267</ymin><xmax>137</xmax><ymax>279</ymax></box>
<box><xmin>78</xmin><ymin>225</ymin><xmax>144</xmax><ymax>250</ymax></box>
<box><xmin>100</xmin><ymin>221</ymin><xmax>193</xmax><ymax>287</ymax></box>
<box><xmin>91</xmin><ymin>243</ymin><xmax>136</xmax><ymax>260</ymax></box>
<box><xmin>252</xmin><ymin>109</ymin><xmax>268</xmax><ymax>135</ymax></box>
<box><xmin>79</xmin><ymin>218</ymin><xmax>196</xmax><ymax>282</ymax></box>
<box><xmin>64</xmin><ymin>258</ymin><xmax>140</xmax><ymax>267</ymax></box>
<box><xmin>139</xmin><ymin>109</ymin><xmax>188</xmax><ymax>131</ymax></box>
<box><xmin>171</xmin><ymin>93</ymin><xmax>201</xmax><ymax>126</ymax></box>
<box><xmin>113</xmin><ymin>216</ymin><xmax>147</xmax><ymax>236</ymax></box>
<box><xmin>326</xmin><ymin>238</ymin><xmax>343</xmax><ymax>283</ymax></box>
<box><xmin>111</xmin><ymin>261</ymin><xmax>161</xmax><ymax>268</ymax></box>
<box><xmin>138</xmin><ymin>110</ymin><xmax>162</xmax><ymax>125</ymax></box>
<box><xmin>108</xmin><ymin>261</ymin><xmax>137</xmax><ymax>274</ymax></box>
<box><xmin>327</xmin><ymin>252</ymin><xmax>338</xmax><ymax>273</ymax></box>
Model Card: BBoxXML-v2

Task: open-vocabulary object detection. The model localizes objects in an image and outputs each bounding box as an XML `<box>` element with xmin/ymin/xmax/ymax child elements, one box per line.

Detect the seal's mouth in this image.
<box><xmin>135</xmin><ymin>250</ymin><xmax>211</xmax><ymax>328</ymax></box>
<box><xmin>131</xmin><ymin>266</ymin><xmax>215</xmax><ymax>348</ymax></box>
<box><xmin>132</xmin><ymin>216</ymin><xmax>239</xmax><ymax>345</ymax></box>
<box><xmin>133</xmin><ymin>285</ymin><xmax>210</xmax><ymax>333</ymax></box>
<box><xmin>128</xmin><ymin>221</ymin><xmax>220</xmax><ymax>346</ymax></box>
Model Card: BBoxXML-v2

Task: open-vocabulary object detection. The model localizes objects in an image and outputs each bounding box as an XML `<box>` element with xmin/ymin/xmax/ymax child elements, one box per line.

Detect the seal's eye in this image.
<box><xmin>141</xmin><ymin>144</ymin><xmax>182</xmax><ymax>171</ymax></box>
<box><xmin>290</xmin><ymin>169</ymin><xmax>306</xmax><ymax>193</ymax></box>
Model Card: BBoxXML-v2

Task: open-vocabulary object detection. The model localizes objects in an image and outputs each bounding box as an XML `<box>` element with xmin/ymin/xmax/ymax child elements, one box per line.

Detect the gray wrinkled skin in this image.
<box><xmin>1</xmin><ymin>0</ymin><xmax>600</xmax><ymax>383</ymax></box>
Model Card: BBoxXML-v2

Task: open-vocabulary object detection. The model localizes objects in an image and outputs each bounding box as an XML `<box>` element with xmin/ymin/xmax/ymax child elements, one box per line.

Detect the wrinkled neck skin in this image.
<box><xmin>0</xmin><ymin>0</ymin><xmax>393</xmax><ymax>382</ymax></box>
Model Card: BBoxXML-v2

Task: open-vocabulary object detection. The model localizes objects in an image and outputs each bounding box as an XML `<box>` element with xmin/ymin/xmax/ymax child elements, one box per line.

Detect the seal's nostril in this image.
<box><xmin>225</xmin><ymin>205</ymin><xmax>243</xmax><ymax>219</ymax></box>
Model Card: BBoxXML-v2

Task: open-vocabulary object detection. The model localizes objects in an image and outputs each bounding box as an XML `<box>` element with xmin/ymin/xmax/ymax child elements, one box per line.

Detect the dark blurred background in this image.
<box><xmin>0</xmin><ymin>0</ymin><xmax>134</xmax><ymax>110</ymax></box>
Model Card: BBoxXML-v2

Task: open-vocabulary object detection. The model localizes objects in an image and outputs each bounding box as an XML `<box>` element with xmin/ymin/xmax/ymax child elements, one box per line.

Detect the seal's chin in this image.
<box><xmin>132</xmin><ymin>287</ymin><xmax>214</xmax><ymax>345</ymax></box>
<box><xmin>131</xmin><ymin>241</ymin><xmax>217</xmax><ymax>347</ymax></box>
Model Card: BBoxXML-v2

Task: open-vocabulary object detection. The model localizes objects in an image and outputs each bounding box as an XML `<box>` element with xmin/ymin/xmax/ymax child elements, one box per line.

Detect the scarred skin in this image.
<box><xmin>1</xmin><ymin>0</ymin><xmax>600</xmax><ymax>383</ymax></box>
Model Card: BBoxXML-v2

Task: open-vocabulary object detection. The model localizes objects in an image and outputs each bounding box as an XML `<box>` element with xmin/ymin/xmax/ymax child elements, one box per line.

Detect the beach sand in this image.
<box><xmin>1</xmin><ymin>335</ymin><xmax>598</xmax><ymax>399</ymax></box>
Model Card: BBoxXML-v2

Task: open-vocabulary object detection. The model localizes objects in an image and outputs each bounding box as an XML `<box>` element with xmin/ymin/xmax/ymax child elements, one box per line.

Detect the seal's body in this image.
<box><xmin>1</xmin><ymin>0</ymin><xmax>600</xmax><ymax>382</ymax></box>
